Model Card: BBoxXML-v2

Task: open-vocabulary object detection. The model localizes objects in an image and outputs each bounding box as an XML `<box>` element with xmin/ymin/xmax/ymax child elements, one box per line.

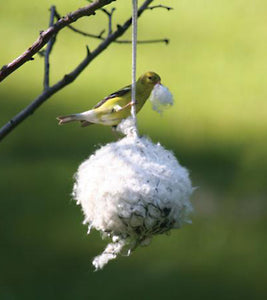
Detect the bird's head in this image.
<box><xmin>138</xmin><ymin>71</ymin><xmax>161</xmax><ymax>87</ymax></box>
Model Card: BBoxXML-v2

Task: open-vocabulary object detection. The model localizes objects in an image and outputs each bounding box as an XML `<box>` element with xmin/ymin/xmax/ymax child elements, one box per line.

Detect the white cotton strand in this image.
<box><xmin>73</xmin><ymin>119</ymin><xmax>193</xmax><ymax>270</ymax></box>
<box><xmin>92</xmin><ymin>240</ymin><xmax>126</xmax><ymax>270</ymax></box>
<box><xmin>149</xmin><ymin>84</ymin><xmax>174</xmax><ymax>114</ymax></box>
<box><xmin>116</xmin><ymin>117</ymin><xmax>137</xmax><ymax>137</ymax></box>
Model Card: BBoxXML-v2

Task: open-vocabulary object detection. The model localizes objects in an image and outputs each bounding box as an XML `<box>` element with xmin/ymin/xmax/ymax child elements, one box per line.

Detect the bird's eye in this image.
<box><xmin>148</xmin><ymin>76</ymin><xmax>153</xmax><ymax>80</ymax></box>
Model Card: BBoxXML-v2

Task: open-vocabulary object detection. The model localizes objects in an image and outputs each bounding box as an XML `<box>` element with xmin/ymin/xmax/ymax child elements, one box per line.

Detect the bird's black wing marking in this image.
<box><xmin>93</xmin><ymin>85</ymin><xmax>131</xmax><ymax>108</ymax></box>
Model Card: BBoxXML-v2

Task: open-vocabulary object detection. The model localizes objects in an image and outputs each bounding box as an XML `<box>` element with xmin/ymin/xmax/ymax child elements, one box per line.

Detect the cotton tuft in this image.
<box><xmin>150</xmin><ymin>83</ymin><xmax>174</xmax><ymax>114</ymax></box>
<box><xmin>73</xmin><ymin>119</ymin><xmax>193</xmax><ymax>270</ymax></box>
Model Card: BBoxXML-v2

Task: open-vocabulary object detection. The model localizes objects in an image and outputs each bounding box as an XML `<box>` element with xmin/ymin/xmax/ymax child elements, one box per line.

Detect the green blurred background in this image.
<box><xmin>1</xmin><ymin>0</ymin><xmax>267</xmax><ymax>299</ymax></box>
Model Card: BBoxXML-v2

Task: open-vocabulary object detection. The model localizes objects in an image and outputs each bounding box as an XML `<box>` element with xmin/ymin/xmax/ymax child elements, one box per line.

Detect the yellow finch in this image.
<box><xmin>57</xmin><ymin>71</ymin><xmax>161</xmax><ymax>127</ymax></box>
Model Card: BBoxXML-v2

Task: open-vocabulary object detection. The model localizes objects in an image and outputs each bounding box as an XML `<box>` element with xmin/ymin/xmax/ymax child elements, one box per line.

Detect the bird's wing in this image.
<box><xmin>93</xmin><ymin>85</ymin><xmax>131</xmax><ymax>109</ymax></box>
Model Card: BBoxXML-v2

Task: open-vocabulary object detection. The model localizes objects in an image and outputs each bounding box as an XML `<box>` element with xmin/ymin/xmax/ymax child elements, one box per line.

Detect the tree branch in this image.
<box><xmin>0</xmin><ymin>0</ymin><xmax>116</xmax><ymax>83</ymax></box>
<box><xmin>56</xmin><ymin>9</ymin><xmax>168</xmax><ymax>44</ymax></box>
<box><xmin>0</xmin><ymin>0</ymin><xmax>155</xmax><ymax>142</ymax></box>
<box><xmin>101</xmin><ymin>7</ymin><xmax>116</xmax><ymax>35</ymax></box>
<box><xmin>54</xmin><ymin>10</ymin><xmax>106</xmax><ymax>39</ymax></box>
<box><xmin>44</xmin><ymin>6</ymin><xmax>56</xmax><ymax>90</ymax></box>
<box><xmin>147</xmin><ymin>4</ymin><xmax>173</xmax><ymax>10</ymax></box>
<box><xmin>115</xmin><ymin>38</ymin><xmax>169</xmax><ymax>44</ymax></box>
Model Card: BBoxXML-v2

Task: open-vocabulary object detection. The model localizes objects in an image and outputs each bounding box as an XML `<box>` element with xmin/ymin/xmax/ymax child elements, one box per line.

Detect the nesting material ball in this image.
<box><xmin>149</xmin><ymin>83</ymin><xmax>174</xmax><ymax>114</ymax></box>
<box><xmin>73</xmin><ymin>120</ymin><xmax>193</xmax><ymax>270</ymax></box>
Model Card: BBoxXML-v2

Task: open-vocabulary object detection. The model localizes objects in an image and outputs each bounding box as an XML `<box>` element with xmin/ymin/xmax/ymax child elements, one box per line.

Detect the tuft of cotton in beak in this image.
<box><xmin>149</xmin><ymin>83</ymin><xmax>174</xmax><ymax>114</ymax></box>
<box><xmin>73</xmin><ymin>119</ymin><xmax>193</xmax><ymax>270</ymax></box>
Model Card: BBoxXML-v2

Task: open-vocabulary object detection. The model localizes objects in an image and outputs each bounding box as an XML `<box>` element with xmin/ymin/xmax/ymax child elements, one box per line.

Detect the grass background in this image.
<box><xmin>0</xmin><ymin>0</ymin><xmax>267</xmax><ymax>299</ymax></box>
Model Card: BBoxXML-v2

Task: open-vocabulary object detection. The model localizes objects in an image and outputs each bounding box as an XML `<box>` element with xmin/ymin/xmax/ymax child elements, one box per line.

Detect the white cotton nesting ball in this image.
<box><xmin>149</xmin><ymin>83</ymin><xmax>174</xmax><ymax>114</ymax></box>
<box><xmin>73</xmin><ymin>121</ymin><xmax>193</xmax><ymax>270</ymax></box>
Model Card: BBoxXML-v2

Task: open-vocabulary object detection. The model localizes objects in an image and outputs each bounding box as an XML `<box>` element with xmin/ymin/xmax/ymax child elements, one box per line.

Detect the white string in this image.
<box><xmin>131</xmin><ymin>0</ymin><xmax>138</xmax><ymax>136</ymax></box>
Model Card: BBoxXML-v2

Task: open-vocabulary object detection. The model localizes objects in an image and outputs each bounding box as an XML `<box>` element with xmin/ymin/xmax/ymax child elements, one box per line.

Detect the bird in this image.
<box><xmin>56</xmin><ymin>71</ymin><xmax>161</xmax><ymax>128</ymax></box>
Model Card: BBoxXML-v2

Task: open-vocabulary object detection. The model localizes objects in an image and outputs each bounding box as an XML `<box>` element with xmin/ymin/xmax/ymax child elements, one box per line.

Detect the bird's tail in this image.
<box><xmin>57</xmin><ymin>114</ymin><xmax>83</xmax><ymax>125</ymax></box>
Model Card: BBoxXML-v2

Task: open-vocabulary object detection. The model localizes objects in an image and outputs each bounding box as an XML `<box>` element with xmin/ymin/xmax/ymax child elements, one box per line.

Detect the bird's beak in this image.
<box><xmin>157</xmin><ymin>80</ymin><xmax>161</xmax><ymax>85</ymax></box>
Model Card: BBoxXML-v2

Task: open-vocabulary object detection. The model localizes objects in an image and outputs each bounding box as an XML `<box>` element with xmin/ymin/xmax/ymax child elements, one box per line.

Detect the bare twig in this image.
<box><xmin>147</xmin><ymin>4</ymin><xmax>173</xmax><ymax>10</ymax></box>
<box><xmin>101</xmin><ymin>7</ymin><xmax>116</xmax><ymax>35</ymax></box>
<box><xmin>56</xmin><ymin>9</ymin><xmax>169</xmax><ymax>44</ymax></box>
<box><xmin>116</xmin><ymin>38</ymin><xmax>169</xmax><ymax>44</ymax></box>
<box><xmin>0</xmin><ymin>0</ymin><xmax>155</xmax><ymax>142</ymax></box>
<box><xmin>54</xmin><ymin>10</ymin><xmax>106</xmax><ymax>39</ymax></box>
<box><xmin>68</xmin><ymin>26</ymin><xmax>106</xmax><ymax>39</ymax></box>
<box><xmin>65</xmin><ymin>22</ymin><xmax>169</xmax><ymax>44</ymax></box>
<box><xmin>44</xmin><ymin>6</ymin><xmax>56</xmax><ymax>90</ymax></box>
<box><xmin>0</xmin><ymin>0</ymin><xmax>116</xmax><ymax>83</ymax></box>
